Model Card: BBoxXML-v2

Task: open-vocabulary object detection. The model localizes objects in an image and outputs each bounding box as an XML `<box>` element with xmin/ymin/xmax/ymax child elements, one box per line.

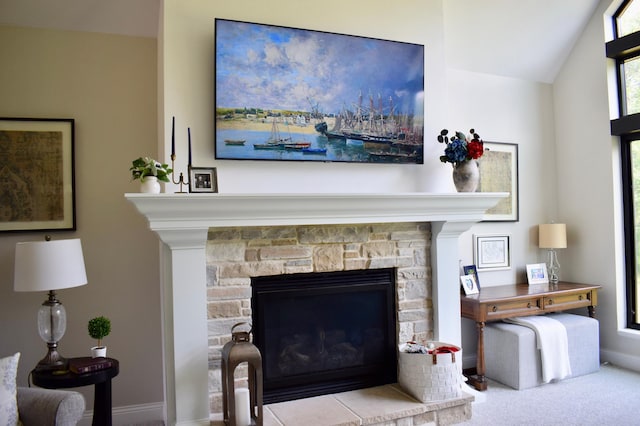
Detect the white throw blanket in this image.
<box><xmin>504</xmin><ymin>315</ymin><xmax>572</xmax><ymax>383</ymax></box>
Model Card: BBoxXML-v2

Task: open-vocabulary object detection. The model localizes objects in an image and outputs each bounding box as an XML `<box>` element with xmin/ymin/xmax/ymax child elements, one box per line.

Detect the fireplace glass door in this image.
<box><xmin>252</xmin><ymin>268</ymin><xmax>397</xmax><ymax>403</ymax></box>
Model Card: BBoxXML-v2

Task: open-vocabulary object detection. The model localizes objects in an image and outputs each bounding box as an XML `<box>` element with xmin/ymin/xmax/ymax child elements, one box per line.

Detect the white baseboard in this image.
<box><xmin>462</xmin><ymin>353</ymin><xmax>477</xmax><ymax>370</ymax></box>
<box><xmin>77</xmin><ymin>402</ymin><xmax>165</xmax><ymax>426</ymax></box>
<box><xmin>600</xmin><ymin>348</ymin><xmax>640</xmax><ymax>372</ymax></box>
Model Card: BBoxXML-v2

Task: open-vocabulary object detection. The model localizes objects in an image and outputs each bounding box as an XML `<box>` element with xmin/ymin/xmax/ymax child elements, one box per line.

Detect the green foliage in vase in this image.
<box><xmin>130</xmin><ymin>157</ymin><xmax>173</xmax><ymax>182</ymax></box>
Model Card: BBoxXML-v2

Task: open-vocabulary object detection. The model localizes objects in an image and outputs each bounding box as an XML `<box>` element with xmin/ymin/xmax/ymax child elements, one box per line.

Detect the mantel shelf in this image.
<box><xmin>125</xmin><ymin>192</ymin><xmax>508</xmax><ymax>234</ymax></box>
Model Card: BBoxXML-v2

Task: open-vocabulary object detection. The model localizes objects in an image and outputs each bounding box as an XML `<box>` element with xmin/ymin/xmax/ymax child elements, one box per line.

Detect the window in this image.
<box><xmin>618</xmin><ymin>0</ymin><xmax>640</xmax><ymax>36</ymax></box>
<box><xmin>608</xmin><ymin>0</ymin><xmax>640</xmax><ymax>329</ymax></box>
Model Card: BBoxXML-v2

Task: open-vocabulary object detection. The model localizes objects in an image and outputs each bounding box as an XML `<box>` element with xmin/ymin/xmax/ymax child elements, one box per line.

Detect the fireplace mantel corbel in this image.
<box><xmin>125</xmin><ymin>192</ymin><xmax>506</xmax><ymax>425</ymax></box>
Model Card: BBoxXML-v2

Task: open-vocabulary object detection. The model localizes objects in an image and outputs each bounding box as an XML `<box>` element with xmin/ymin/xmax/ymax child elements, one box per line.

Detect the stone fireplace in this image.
<box><xmin>206</xmin><ymin>223</ymin><xmax>430</xmax><ymax>412</ymax></box>
<box><xmin>126</xmin><ymin>192</ymin><xmax>506</xmax><ymax>425</ymax></box>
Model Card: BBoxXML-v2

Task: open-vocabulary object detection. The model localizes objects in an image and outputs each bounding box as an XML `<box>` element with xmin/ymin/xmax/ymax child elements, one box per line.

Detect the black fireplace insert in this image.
<box><xmin>252</xmin><ymin>268</ymin><xmax>397</xmax><ymax>404</ymax></box>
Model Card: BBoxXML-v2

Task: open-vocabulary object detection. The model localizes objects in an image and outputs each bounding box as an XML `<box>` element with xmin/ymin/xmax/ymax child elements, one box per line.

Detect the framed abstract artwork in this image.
<box><xmin>478</xmin><ymin>142</ymin><xmax>519</xmax><ymax>221</ymax></box>
<box><xmin>214</xmin><ymin>19</ymin><xmax>425</xmax><ymax>164</ymax></box>
<box><xmin>0</xmin><ymin>118</ymin><xmax>75</xmax><ymax>232</ymax></box>
<box><xmin>473</xmin><ymin>234</ymin><xmax>511</xmax><ymax>271</ymax></box>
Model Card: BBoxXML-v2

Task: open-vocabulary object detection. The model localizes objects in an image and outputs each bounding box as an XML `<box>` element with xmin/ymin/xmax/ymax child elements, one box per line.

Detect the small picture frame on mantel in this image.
<box><xmin>189</xmin><ymin>166</ymin><xmax>218</xmax><ymax>193</ymax></box>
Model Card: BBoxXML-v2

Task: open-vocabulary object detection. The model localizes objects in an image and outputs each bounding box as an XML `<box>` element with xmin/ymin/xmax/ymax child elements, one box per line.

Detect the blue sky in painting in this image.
<box><xmin>215</xmin><ymin>19</ymin><xmax>424</xmax><ymax>116</ymax></box>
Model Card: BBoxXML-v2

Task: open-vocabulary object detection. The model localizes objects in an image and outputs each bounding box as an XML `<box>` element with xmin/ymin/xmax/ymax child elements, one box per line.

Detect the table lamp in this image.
<box><xmin>14</xmin><ymin>237</ymin><xmax>88</xmax><ymax>370</ymax></box>
<box><xmin>538</xmin><ymin>223</ymin><xmax>567</xmax><ymax>285</ymax></box>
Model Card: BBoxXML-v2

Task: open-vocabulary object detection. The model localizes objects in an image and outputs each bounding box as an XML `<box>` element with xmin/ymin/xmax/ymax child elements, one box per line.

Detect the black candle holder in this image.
<box><xmin>171</xmin><ymin>154</ymin><xmax>190</xmax><ymax>193</ymax></box>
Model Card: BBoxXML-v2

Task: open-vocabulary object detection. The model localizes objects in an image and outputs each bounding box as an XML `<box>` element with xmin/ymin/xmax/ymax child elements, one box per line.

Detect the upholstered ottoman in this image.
<box><xmin>484</xmin><ymin>313</ymin><xmax>599</xmax><ymax>390</ymax></box>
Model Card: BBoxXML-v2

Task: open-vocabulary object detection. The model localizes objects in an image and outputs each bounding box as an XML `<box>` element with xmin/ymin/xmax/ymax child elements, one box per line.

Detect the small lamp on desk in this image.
<box><xmin>538</xmin><ymin>223</ymin><xmax>567</xmax><ymax>285</ymax></box>
<box><xmin>14</xmin><ymin>237</ymin><xmax>88</xmax><ymax>370</ymax></box>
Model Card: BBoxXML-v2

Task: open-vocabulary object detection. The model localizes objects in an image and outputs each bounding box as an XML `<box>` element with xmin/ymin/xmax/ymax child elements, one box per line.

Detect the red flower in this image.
<box><xmin>467</xmin><ymin>139</ymin><xmax>484</xmax><ymax>160</ymax></box>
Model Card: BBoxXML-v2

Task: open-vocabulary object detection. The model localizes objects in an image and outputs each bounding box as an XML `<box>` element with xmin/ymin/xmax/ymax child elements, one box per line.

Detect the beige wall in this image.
<box><xmin>0</xmin><ymin>26</ymin><xmax>164</xmax><ymax>413</ymax></box>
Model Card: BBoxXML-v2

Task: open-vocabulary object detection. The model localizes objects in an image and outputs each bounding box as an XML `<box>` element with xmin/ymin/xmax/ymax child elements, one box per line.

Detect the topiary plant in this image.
<box><xmin>88</xmin><ymin>316</ymin><xmax>111</xmax><ymax>348</ymax></box>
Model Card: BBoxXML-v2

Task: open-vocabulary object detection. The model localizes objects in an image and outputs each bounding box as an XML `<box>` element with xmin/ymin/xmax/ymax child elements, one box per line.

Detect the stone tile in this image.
<box><xmin>264</xmin><ymin>406</ymin><xmax>285</xmax><ymax>426</ymax></box>
<box><xmin>334</xmin><ymin>385</ymin><xmax>426</xmax><ymax>425</ymax></box>
<box><xmin>268</xmin><ymin>395</ymin><xmax>361</xmax><ymax>426</ymax></box>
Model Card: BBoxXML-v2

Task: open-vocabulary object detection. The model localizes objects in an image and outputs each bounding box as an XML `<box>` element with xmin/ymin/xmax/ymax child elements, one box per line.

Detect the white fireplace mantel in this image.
<box><xmin>125</xmin><ymin>192</ymin><xmax>506</xmax><ymax>425</ymax></box>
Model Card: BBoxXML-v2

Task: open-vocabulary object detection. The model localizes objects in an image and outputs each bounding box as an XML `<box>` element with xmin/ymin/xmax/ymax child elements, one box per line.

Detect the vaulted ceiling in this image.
<box><xmin>0</xmin><ymin>0</ymin><xmax>604</xmax><ymax>83</ymax></box>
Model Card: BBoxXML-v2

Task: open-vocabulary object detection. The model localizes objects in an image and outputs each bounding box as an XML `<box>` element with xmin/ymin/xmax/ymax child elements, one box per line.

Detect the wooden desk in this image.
<box><xmin>461</xmin><ymin>281</ymin><xmax>600</xmax><ymax>391</ymax></box>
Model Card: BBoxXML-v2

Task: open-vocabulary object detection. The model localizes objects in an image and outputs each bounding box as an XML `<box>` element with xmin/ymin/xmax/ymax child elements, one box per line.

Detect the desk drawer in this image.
<box><xmin>544</xmin><ymin>291</ymin><xmax>593</xmax><ymax>310</ymax></box>
<box><xmin>484</xmin><ymin>298</ymin><xmax>542</xmax><ymax>319</ymax></box>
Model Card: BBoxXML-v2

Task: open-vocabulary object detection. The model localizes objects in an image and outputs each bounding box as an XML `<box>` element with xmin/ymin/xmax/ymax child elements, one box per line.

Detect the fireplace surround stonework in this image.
<box><xmin>126</xmin><ymin>192</ymin><xmax>506</xmax><ymax>425</ymax></box>
<box><xmin>206</xmin><ymin>222</ymin><xmax>431</xmax><ymax>413</ymax></box>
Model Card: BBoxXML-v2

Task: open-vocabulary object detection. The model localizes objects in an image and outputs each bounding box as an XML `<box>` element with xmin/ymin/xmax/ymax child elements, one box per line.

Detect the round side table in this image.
<box><xmin>31</xmin><ymin>357</ymin><xmax>119</xmax><ymax>426</ymax></box>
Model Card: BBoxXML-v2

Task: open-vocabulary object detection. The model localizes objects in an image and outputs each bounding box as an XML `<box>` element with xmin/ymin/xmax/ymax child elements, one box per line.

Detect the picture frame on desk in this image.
<box><xmin>462</xmin><ymin>264</ymin><xmax>481</xmax><ymax>289</ymax></box>
<box><xmin>526</xmin><ymin>262</ymin><xmax>549</xmax><ymax>285</ymax></box>
<box><xmin>460</xmin><ymin>274</ymin><xmax>479</xmax><ymax>295</ymax></box>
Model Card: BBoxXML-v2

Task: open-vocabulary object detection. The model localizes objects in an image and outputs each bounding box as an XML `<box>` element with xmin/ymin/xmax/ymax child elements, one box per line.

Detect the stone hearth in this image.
<box><xmin>126</xmin><ymin>192</ymin><xmax>506</xmax><ymax>425</ymax></box>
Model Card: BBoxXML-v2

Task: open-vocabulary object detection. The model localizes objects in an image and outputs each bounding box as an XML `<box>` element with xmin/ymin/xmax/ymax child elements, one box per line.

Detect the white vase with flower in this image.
<box><xmin>437</xmin><ymin>128</ymin><xmax>484</xmax><ymax>192</ymax></box>
<box><xmin>130</xmin><ymin>157</ymin><xmax>173</xmax><ymax>193</ymax></box>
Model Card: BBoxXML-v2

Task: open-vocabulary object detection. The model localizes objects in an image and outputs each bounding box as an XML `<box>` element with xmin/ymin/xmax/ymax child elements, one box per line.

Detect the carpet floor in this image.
<box><xmin>461</xmin><ymin>362</ymin><xmax>640</xmax><ymax>425</ymax></box>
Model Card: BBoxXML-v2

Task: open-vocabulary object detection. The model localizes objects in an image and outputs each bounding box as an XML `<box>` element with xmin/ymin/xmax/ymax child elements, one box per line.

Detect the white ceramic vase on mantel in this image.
<box><xmin>452</xmin><ymin>160</ymin><xmax>480</xmax><ymax>192</ymax></box>
<box><xmin>140</xmin><ymin>176</ymin><xmax>161</xmax><ymax>194</ymax></box>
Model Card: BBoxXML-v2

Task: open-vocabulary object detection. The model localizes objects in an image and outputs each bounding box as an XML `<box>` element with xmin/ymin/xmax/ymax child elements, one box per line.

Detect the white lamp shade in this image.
<box><xmin>14</xmin><ymin>238</ymin><xmax>88</xmax><ymax>292</ymax></box>
<box><xmin>538</xmin><ymin>224</ymin><xmax>567</xmax><ymax>249</ymax></box>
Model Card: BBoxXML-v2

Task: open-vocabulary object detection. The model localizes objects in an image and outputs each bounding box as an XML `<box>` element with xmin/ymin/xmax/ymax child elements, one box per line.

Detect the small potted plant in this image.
<box><xmin>88</xmin><ymin>316</ymin><xmax>111</xmax><ymax>358</ymax></box>
<box><xmin>130</xmin><ymin>156</ymin><xmax>173</xmax><ymax>193</ymax></box>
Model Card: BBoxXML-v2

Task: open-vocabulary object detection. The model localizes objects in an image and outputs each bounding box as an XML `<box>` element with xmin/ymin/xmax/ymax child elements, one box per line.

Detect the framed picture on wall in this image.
<box><xmin>0</xmin><ymin>117</ymin><xmax>76</xmax><ymax>232</ymax></box>
<box><xmin>478</xmin><ymin>142</ymin><xmax>519</xmax><ymax>221</ymax></box>
<box><xmin>214</xmin><ymin>18</ymin><xmax>425</xmax><ymax>164</ymax></box>
<box><xmin>473</xmin><ymin>234</ymin><xmax>511</xmax><ymax>271</ymax></box>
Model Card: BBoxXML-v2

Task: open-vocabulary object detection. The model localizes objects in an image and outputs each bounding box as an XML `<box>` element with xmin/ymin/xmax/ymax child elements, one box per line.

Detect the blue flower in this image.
<box><xmin>444</xmin><ymin>139</ymin><xmax>468</xmax><ymax>163</ymax></box>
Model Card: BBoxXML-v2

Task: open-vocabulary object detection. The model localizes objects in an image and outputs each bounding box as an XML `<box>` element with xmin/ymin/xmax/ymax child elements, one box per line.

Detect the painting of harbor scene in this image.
<box><xmin>215</xmin><ymin>19</ymin><xmax>424</xmax><ymax>164</ymax></box>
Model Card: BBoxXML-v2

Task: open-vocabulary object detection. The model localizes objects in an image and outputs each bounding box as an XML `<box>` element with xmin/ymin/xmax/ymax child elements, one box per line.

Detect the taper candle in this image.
<box><xmin>188</xmin><ymin>127</ymin><xmax>192</xmax><ymax>166</ymax></box>
<box><xmin>171</xmin><ymin>116</ymin><xmax>175</xmax><ymax>156</ymax></box>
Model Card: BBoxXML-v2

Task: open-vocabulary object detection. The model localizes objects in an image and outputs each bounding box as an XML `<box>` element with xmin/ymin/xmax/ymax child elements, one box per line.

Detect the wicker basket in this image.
<box><xmin>397</xmin><ymin>342</ymin><xmax>463</xmax><ymax>402</ymax></box>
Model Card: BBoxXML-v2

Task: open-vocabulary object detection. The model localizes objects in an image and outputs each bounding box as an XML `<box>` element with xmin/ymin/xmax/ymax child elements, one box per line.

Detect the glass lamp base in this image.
<box><xmin>547</xmin><ymin>249</ymin><xmax>560</xmax><ymax>285</ymax></box>
<box><xmin>35</xmin><ymin>291</ymin><xmax>67</xmax><ymax>370</ymax></box>
<box><xmin>35</xmin><ymin>342</ymin><xmax>66</xmax><ymax>370</ymax></box>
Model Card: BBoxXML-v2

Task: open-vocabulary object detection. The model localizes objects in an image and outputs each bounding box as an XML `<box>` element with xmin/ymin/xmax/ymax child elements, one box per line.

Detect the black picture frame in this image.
<box><xmin>214</xmin><ymin>18</ymin><xmax>425</xmax><ymax>164</ymax></box>
<box><xmin>478</xmin><ymin>142</ymin><xmax>519</xmax><ymax>221</ymax></box>
<box><xmin>0</xmin><ymin>117</ymin><xmax>76</xmax><ymax>232</ymax></box>
<box><xmin>189</xmin><ymin>167</ymin><xmax>218</xmax><ymax>193</ymax></box>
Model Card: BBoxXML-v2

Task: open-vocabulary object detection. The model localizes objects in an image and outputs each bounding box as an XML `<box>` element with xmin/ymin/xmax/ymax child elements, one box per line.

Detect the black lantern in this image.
<box><xmin>221</xmin><ymin>322</ymin><xmax>263</xmax><ymax>426</ymax></box>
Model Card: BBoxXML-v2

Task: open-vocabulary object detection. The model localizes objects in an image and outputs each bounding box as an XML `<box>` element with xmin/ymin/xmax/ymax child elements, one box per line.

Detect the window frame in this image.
<box><xmin>608</xmin><ymin>0</ymin><xmax>640</xmax><ymax>330</ymax></box>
